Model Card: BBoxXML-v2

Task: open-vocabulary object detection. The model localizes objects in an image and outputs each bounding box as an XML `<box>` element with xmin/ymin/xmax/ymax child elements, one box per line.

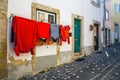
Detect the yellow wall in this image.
<box><xmin>111</xmin><ymin>0</ymin><xmax>120</xmax><ymax>32</ymax></box>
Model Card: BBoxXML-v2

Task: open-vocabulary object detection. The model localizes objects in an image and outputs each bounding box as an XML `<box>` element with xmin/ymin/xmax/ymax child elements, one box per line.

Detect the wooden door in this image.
<box><xmin>74</xmin><ymin>18</ymin><xmax>81</xmax><ymax>53</ymax></box>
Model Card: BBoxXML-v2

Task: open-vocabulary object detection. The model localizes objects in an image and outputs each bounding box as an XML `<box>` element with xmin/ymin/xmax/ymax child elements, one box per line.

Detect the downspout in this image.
<box><xmin>103</xmin><ymin>0</ymin><xmax>106</xmax><ymax>47</ymax></box>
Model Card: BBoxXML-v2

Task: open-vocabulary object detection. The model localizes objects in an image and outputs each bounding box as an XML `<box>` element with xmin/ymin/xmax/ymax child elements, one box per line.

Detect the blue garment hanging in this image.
<box><xmin>50</xmin><ymin>24</ymin><xmax>60</xmax><ymax>41</ymax></box>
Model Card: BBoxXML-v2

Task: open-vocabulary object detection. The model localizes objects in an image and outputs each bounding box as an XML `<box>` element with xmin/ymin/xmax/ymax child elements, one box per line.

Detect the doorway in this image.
<box><xmin>74</xmin><ymin>18</ymin><xmax>81</xmax><ymax>53</ymax></box>
<box><xmin>94</xmin><ymin>24</ymin><xmax>99</xmax><ymax>51</ymax></box>
<box><xmin>114</xmin><ymin>23</ymin><xmax>119</xmax><ymax>43</ymax></box>
<box><xmin>108</xmin><ymin>29</ymin><xmax>111</xmax><ymax>45</ymax></box>
<box><xmin>105</xmin><ymin>28</ymin><xmax>107</xmax><ymax>46</ymax></box>
<box><xmin>72</xmin><ymin>14</ymin><xmax>84</xmax><ymax>60</ymax></box>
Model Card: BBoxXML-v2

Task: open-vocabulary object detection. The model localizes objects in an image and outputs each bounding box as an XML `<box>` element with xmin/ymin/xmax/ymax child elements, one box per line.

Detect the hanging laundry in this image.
<box><xmin>37</xmin><ymin>22</ymin><xmax>50</xmax><ymax>39</ymax></box>
<box><xmin>12</xmin><ymin>16</ymin><xmax>37</xmax><ymax>56</ymax></box>
<box><xmin>11</xmin><ymin>28</ymin><xmax>14</xmax><ymax>42</ymax></box>
<box><xmin>8</xmin><ymin>14</ymin><xmax>14</xmax><ymax>42</ymax></box>
<box><xmin>45</xmin><ymin>38</ymin><xmax>54</xmax><ymax>45</ymax></box>
<box><xmin>50</xmin><ymin>24</ymin><xmax>60</xmax><ymax>41</ymax></box>
<box><xmin>36</xmin><ymin>39</ymin><xmax>44</xmax><ymax>46</ymax></box>
<box><xmin>60</xmin><ymin>25</ymin><xmax>70</xmax><ymax>45</ymax></box>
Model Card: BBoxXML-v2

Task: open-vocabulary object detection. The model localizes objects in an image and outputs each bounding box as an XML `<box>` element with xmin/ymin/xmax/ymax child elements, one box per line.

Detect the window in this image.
<box><xmin>114</xmin><ymin>23</ymin><xmax>119</xmax><ymax>40</ymax></box>
<box><xmin>93</xmin><ymin>0</ymin><xmax>99</xmax><ymax>4</ymax></box>
<box><xmin>119</xmin><ymin>4</ymin><xmax>120</xmax><ymax>12</ymax></box>
<box><xmin>115</xmin><ymin>24</ymin><xmax>118</xmax><ymax>33</ymax></box>
<box><xmin>114</xmin><ymin>4</ymin><xmax>119</xmax><ymax>12</ymax></box>
<box><xmin>92</xmin><ymin>0</ymin><xmax>99</xmax><ymax>5</ymax></box>
<box><xmin>36</xmin><ymin>9</ymin><xmax>56</xmax><ymax>24</ymax></box>
<box><xmin>92</xmin><ymin>0</ymin><xmax>100</xmax><ymax>7</ymax></box>
<box><xmin>32</xmin><ymin>3</ymin><xmax>60</xmax><ymax>24</ymax></box>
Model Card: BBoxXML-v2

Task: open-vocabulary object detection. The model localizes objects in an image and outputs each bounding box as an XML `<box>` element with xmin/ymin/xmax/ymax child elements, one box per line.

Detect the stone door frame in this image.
<box><xmin>72</xmin><ymin>14</ymin><xmax>84</xmax><ymax>60</ymax></box>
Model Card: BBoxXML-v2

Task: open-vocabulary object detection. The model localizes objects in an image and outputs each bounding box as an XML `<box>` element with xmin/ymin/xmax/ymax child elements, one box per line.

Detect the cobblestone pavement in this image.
<box><xmin>21</xmin><ymin>43</ymin><xmax>120</xmax><ymax>80</ymax></box>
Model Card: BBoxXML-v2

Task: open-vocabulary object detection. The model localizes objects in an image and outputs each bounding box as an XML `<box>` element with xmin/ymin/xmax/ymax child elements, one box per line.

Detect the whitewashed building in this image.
<box><xmin>7</xmin><ymin>0</ymin><xmax>104</xmax><ymax>79</ymax></box>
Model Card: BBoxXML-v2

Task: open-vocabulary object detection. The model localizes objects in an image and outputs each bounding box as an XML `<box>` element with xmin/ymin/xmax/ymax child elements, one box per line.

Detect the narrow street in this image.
<box><xmin>1</xmin><ymin>0</ymin><xmax>120</xmax><ymax>80</ymax></box>
<box><xmin>21</xmin><ymin>43</ymin><xmax>120</xmax><ymax>80</ymax></box>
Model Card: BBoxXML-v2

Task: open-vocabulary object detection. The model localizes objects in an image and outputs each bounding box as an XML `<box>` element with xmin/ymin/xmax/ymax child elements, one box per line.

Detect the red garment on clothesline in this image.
<box><xmin>37</xmin><ymin>22</ymin><xmax>50</xmax><ymax>39</ymax></box>
<box><xmin>60</xmin><ymin>25</ymin><xmax>70</xmax><ymax>45</ymax></box>
<box><xmin>12</xmin><ymin>16</ymin><xmax>37</xmax><ymax>56</ymax></box>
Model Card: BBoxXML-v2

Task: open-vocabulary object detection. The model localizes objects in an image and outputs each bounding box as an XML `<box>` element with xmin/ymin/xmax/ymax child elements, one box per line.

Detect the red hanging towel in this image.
<box><xmin>12</xmin><ymin>16</ymin><xmax>37</xmax><ymax>56</ymax></box>
<box><xmin>60</xmin><ymin>25</ymin><xmax>70</xmax><ymax>45</ymax></box>
<box><xmin>37</xmin><ymin>22</ymin><xmax>50</xmax><ymax>39</ymax></box>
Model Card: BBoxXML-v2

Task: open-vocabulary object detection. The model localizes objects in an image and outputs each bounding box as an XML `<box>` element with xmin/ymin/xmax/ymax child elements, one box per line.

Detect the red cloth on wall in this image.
<box><xmin>12</xmin><ymin>16</ymin><xmax>37</xmax><ymax>56</ymax></box>
<box><xmin>37</xmin><ymin>22</ymin><xmax>50</xmax><ymax>39</ymax></box>
<box><xmin>60</xmin><ymin>25</ymin><xmax>70</xmax><ymax>45</ymax></box>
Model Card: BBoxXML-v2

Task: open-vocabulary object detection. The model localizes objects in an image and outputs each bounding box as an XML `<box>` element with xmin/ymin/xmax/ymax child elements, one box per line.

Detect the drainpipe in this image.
<box><xmin>103</xmin><ymin>0</ymin><xmax>106</xmax><ymax>48</ymax></box>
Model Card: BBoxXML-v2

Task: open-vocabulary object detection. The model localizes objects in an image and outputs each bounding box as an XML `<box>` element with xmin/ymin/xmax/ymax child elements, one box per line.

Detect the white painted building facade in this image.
<box><xmin>7</xmin><ymin>0</ymin><xmax>104</xmax><ymax>79</ymax></box>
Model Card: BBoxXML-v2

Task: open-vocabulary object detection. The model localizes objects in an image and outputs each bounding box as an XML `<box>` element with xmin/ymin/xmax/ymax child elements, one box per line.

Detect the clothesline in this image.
<box><xmin>10</xmin><ymin>14</ymin><xmax>71</xmax><ymax>56</ymax></box>
<box><xmin>9</xmin><ymin>14</ymin><xmax>70</xmax><ymax>26</ymax></box>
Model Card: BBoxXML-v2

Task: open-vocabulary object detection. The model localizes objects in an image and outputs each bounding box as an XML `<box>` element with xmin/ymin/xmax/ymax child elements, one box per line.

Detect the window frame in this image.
<box><xmin>91</xmin><ymin>0</ymin><xmax>100</xmax><ymax>7</ymax></box>
<box><xmin>36</xmin><ymin>9</ymin><xmax>57</xmax><ymax>24</ymax></box>
<box><xmin>114</xmin><ymin>3</ymin><xmax>119</xmax><ymax>12</ymax></box>
<box><xmin>119</xmin><ymin>4</ymin><xmax>120</xmax><ymax>12</ymax></box>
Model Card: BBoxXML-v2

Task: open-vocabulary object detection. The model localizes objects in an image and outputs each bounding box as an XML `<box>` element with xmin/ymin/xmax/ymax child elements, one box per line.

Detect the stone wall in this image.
<box><xmin>0</xmin><ymin>0</ymin><xmax>8</xmax><ymax>79</ymax></box>
<box><xmin>8</xmin><ymin>61</ymin><xmax>33</xmax><ymax>80</ymax></box>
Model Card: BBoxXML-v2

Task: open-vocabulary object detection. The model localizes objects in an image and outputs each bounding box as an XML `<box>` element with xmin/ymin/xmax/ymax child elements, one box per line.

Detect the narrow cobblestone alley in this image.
<box><xmin>1</xmin><ymin>0</ymin><xmax>120</xmax><ymax>80</ymax></box>
<box><xmin>20</xmin><ymin>43</ymin><xmax>120</xmax><ymax>80</ymax></box>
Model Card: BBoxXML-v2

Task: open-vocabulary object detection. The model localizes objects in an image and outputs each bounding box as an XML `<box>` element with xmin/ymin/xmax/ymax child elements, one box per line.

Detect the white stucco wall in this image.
<box><xmin>7</xmin><ymin>0</ymin><xmax>103</xmax><ymax>60</ymax></box>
